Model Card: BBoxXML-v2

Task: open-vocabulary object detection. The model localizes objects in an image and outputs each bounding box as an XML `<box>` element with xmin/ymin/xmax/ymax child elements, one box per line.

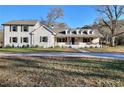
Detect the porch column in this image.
<box><xmin>67</xmin><ymin>37</ymin><xmax>70</xmax><ymax>45</ymax></box>
<box><xmin>77</xmin><ymin>37</ymin><xmax>79</xmax><ymax>45</ymax></box>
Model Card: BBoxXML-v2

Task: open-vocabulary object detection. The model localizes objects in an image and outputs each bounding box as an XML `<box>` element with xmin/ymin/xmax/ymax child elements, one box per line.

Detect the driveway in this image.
<box><xmin>0</xmin><ymin>52</ymin><xmax>124</xmax><ymax>60</ymax></box>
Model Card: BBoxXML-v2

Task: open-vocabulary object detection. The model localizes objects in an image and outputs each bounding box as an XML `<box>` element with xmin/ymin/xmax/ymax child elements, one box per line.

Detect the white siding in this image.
<box><xmin>4</xmin><ymin>25</ymin><xmax>34</xmax><ymax>47</ymax></box>
<box><xmin>32</xmin><ymin>26</ymin><xmax>55</xmax><ymax>48</ymax></box>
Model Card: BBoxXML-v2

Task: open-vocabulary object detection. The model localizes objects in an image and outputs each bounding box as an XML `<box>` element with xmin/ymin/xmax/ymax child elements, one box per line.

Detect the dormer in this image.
<box><xmin>83</xmin><ymin>30</ymin><xmax>88</xmax><ymax>34</ymax></box>
<box><xmin>65</xmin><ymin>29</ymin><xmax>71</xmax><ymax>34</ymax></box>
<box><xmin>88</xmin><ymin>29</ymin><xmax>94</xmax><ymax>35</ymax></box>
<box><xmin>72</xmin><ymin>31</ymin><xmax>76</xmax><ymax>34</ymax></box>
<box><xmin>76</xmin><ymin>29</ymin><xmax>80</xmax><ymax>34</ymax></box>
<box><xmin>65</xmin><ymin>29</ymin><xmax>72</xmax><ymax>34</ymax></box>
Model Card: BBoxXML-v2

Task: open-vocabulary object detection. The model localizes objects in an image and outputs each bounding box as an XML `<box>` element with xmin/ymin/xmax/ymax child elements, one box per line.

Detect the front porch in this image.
<box><xmin>55</xmin><ymin>37</ymin><xmax>102</xmax><ymax>48</ymax></box>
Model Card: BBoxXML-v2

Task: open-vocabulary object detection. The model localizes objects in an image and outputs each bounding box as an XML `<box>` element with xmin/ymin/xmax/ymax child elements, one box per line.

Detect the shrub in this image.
<box><xmin>54</xmin><ymin>45</ymin><xmax>60</xmax><ymax>48</ymax></box>
<box><xmin>6</xmin><ymin>44</ymin><xmax>11</xmax><ymax>48</ymax></box>
<box><xmin>90</xmin><ymin>46</ymin><xmax>93</xmax><ymax>48</ymax></box>
<box><xmin>49</xmin><ymin>46</ymin><xmax>54</xmax><ymax>48</ymax></box>
<box><xmin>69</xmin><ymin>46</ymin><xmax>72</xmax><ymax>48</ymax></box>
<box><xmin>22</xmin><ymin>45</ymin><xmax>26</xmax><ymax>48</ymax></box>
<box><xmin>95</xmin><ymin>46</ymin><xmax>98</xmax><ymax>48</ymax></box>
<box><xmin>34</xmin><ymin>45</ymin><xmax>39</xmax><ymax>48</ymax></box>
<box><xmin>26</xmin><ymin>44</ymin><xmax>29</xmax><ymax>48</ymax></box>
<box><xmin>12</xmin><ymin>45</ymin><xmax>14</xmax><ymax>48</ymax></box>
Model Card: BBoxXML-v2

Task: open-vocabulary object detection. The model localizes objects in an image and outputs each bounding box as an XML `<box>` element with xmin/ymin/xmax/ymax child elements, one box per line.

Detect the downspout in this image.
<box><xmin>29</xmin><ymin>32</ymin><xmax>34</xmax><ymax>47</ymax></box>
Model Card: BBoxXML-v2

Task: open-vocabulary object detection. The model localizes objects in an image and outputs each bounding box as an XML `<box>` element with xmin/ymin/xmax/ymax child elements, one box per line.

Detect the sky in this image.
<box><xmin>0</xmin><ymin>5</ymin><xmax>99</xmax><ymax>28</ymax></box>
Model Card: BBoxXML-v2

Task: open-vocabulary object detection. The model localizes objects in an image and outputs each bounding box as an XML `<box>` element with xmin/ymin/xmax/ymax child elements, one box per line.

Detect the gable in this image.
<box><xmin>31</xmin><ymin>25</ymin><xmax>56</xmax><ymax>36</ymax></box>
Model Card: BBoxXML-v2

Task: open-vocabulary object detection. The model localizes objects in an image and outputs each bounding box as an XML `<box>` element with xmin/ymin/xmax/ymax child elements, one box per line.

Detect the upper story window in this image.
<box><xmin>83</xmin><ymin>31</ymin><xmax>87</xmax><ymax>34</ymax></box>
<box><xmin>12</xmin><ymin>25</ymin><xmax>17</xmax><ymax>32</ymax></box>
<box><xmin>23</xmin><ymin>26</ymin><xmax>28</xmax><ymax>32</ymax></box>
<box><xmin>72</xmin><ymin>31</ymin><xmax>76</xmax><ymax>34</ymax></box>
<box><xmin>67</xmin><ymin>31</ymin><xmax>70</xmax><ymax>34</ymax></box>
<box><xmin>89</xmin><ymin>31</ymin><xmax>93</xmax><ymax>34</ymax></box>
<box><xmin>79</xmin><ymin>31</ymin><xmax>82</xmax><ymax>34</ymax></box>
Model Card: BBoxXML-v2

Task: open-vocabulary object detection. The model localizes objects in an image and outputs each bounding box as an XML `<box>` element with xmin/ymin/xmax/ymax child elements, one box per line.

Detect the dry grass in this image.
<box><xmin>81</xmin><ymin>46</ymin><xmax>124</xmax><ymax>53</ymax></box>
<box><xmin>0</xmin><ymin>56</ymin><xmax>123</xmax><ymax>87</ymax></box>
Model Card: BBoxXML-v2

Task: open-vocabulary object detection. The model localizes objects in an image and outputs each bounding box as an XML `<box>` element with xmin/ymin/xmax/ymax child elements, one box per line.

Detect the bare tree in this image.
<box><xmin>41</xmin><ymin>7</ymin><xmax>64</xmax><ymax>27</ymax></box>
<box><xmin>97</xmin><ymin>5</ymin><xmax>124</xmax><ymax>46</ymax></box>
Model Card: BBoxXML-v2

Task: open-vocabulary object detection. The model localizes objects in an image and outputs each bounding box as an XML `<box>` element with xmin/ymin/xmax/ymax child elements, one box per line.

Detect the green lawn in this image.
<box><xmin>81</xmin><ymin>46</ymin><xmax>124</xmax><ymax>53</ymax></box>
<box><xmin>0</xmin><ymin>47</ymin><xmax>78</xmax><ymax>53</ymax></box>
<box><xmin>0</xmin><ymin>56</ymin><xmax>123</xmax><ymax>87</ymax></box>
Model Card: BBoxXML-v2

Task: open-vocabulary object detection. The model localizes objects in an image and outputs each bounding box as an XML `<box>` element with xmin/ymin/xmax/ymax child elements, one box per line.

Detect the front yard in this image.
<box><xmin>0</xmin><ymin>47</ymin><xmax>78</xmax><ymax>53</ymax></box>
<box><xmin>0</xmin><ymin>56</ymin><xmax>123</xmax><ymax>87</ymax></box>
<box><xmin>0</xmin><ymin>46</ymin><xmax>124</xmax><ymax>53</ymax></box>
<box><xmin>81</xmin><ymin>46</ymin><xmax>124</xmax><ymax>53</ymax></box>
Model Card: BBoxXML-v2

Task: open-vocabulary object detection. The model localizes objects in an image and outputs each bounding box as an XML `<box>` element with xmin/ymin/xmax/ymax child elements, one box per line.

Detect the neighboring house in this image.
<box><xmin>2</xmin><ymin>20</ymin><xmax>103</xmax><ymax>48</ymax></box>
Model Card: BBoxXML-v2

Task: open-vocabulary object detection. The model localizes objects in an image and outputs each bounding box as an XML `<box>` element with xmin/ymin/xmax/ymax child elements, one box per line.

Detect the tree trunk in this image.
<box><xmin>110</xmin><ymin>36</ymin><xmax>115</xmax><ymax>47</ymax></box>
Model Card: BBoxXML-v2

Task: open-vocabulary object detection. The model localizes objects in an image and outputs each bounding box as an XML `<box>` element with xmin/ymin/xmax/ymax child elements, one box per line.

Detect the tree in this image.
<box><xmin>97</xmin><ymin>5</ymin><xmax>124</xmax><ymax>46</ymax></box>
<box><xmin>41</xmin><ymin>7</ymin><xmax>64</xmax><ymax>27</ymax></box>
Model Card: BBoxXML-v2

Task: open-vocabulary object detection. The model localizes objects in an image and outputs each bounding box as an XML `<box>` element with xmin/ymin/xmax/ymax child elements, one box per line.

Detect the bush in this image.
<box><xmin>34</xmin><ymin>45</ymin><xmax>39</xmax><ymax>48</ymax></box>
<box><xmin>26</xmin><ymin>44</ymin><xmax>29</xmax><ymax>48</ymax></box>
<box><xmin>54</xmin><ymin>45</ymin><xmax>60</xmax><ymax>48</ymax></box>
<box><xmin>69</xmin><ymin>46</ymin><xmax>72</xmax><ymax>48</ymax></box>
<box><xmin>6</xmin><ymin>44</ymin><xmax>11</xmax><ymax>48</ymax></box>
<box><xmin>22</xmin><ymin>45</ymin><xmax>26</xmax><ymax>48</ymax></box>
<box><xmin>90</xmin><ymin>46</ymin><xmax>93</xmax><ymax>48</ymax></box>
<box><xmin>49</xmin><ymin>46</ymin><xmax>54</xmax><ymax>48</ymax></box>
<box><xmin>116</xmin><ymin>35</ymin><xmax>124</xmax><ymax>45</ymax></box>
<box><xmin>95</xmin><ymin>46</ymin><xmax>98</xmax><ymax>48</ymax></box>
<box><xmin>12</xmin><ymin>45</ymin><xmax>14</xmax><ymax>48</ymax></box>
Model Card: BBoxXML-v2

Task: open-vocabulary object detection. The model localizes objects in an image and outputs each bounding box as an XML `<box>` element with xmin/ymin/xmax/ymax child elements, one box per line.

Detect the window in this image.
<box><xmin>12</xmin><ymin>25</ymin><xmax>17</xmax><ymax>32</ymax></box>
<box><xmin>23</xmin><ymin>37</ymin><xmax>28</xmax><ymax>43</ymax></box>
<box><xmin>83</xmin><ymin>31</ymin><xmax>87</xmax><ymax>34</ymax></box>
<box><xmin>23</xmin><ymin>26</ymin><xmax>28</xmax><ymax>32</ymax></box>
<box><xmin>57</xmin><ymin>38</ymin><xmax>67</xmax><ymax>42</ymax></box>
<box><xmin>12</xmin><ymin>37</ymin><xmax>17</xmax><ymax>43</ymax></box>
<box><xmin>57</xmin><ymin>38</ymin><xmax>61</xmax><ymax>42</ymax></box>
<box><xmin>72</xmin><ymin>31</ymin><xmax>76</xmax><ymax>34</ymax></box>
<box><xmin>43</xmin><ymin>37</ymin><xmax>48</xmax><ymax>42</ymax></box>
<box><xmin>83</xmin><ymin>38</ymin><xmax>93</xmax><ymax>43</ymax></box>
<box><xmin>79</xmin><ymin>31</ymin><xmax>82</xmax><ymax>34</ymax></box>
<box><xmin>67</xmin><ymin>31</ymin><xmax>70</xmax><ymax>34</ymax></box>
<box><xmin>89</xmin><ymin>31</ymin><xmax>93</xmax><ymax>34</ymax></box>
<box><xmin>40</xmin><ymin>36</ymin><xmax>48</xmax><ymax>42</ymax></box>
<box><xmin>83</xmin><ymin>38</ymin><xmax>87</xmax><ymax>42</ymax></box>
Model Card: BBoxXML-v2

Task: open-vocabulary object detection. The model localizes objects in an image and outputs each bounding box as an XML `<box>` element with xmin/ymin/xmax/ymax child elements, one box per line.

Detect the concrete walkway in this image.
<box><xmin>0</xmin><ymin>52</ymin><xmax>124</xmax><ymax>60</ymax></box>
<box><xmin>74</xmin><ymin>48</ymin><xmax>90</xmax><ymax>52</ymax></box>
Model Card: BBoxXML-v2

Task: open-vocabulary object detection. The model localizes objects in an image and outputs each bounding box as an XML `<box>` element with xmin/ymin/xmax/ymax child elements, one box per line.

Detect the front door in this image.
<box><xmin>71</xmin><ymin>38</ymin><xmax>75</xmax><ymax>45</ymax></box>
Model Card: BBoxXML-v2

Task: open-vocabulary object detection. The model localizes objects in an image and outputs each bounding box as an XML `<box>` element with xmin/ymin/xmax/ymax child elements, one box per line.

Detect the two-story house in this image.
<box><xmin>2</xmin><ymin>20</ymin><xmax>103</xmax><ymax>48</ymax></box>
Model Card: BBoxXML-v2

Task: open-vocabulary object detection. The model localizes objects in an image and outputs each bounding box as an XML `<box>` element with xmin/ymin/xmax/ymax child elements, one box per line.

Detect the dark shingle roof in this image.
<box><xmin>2</xmin><ymin>20</ymin><xmax>38</xmax><ymax>25</ymax></box>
